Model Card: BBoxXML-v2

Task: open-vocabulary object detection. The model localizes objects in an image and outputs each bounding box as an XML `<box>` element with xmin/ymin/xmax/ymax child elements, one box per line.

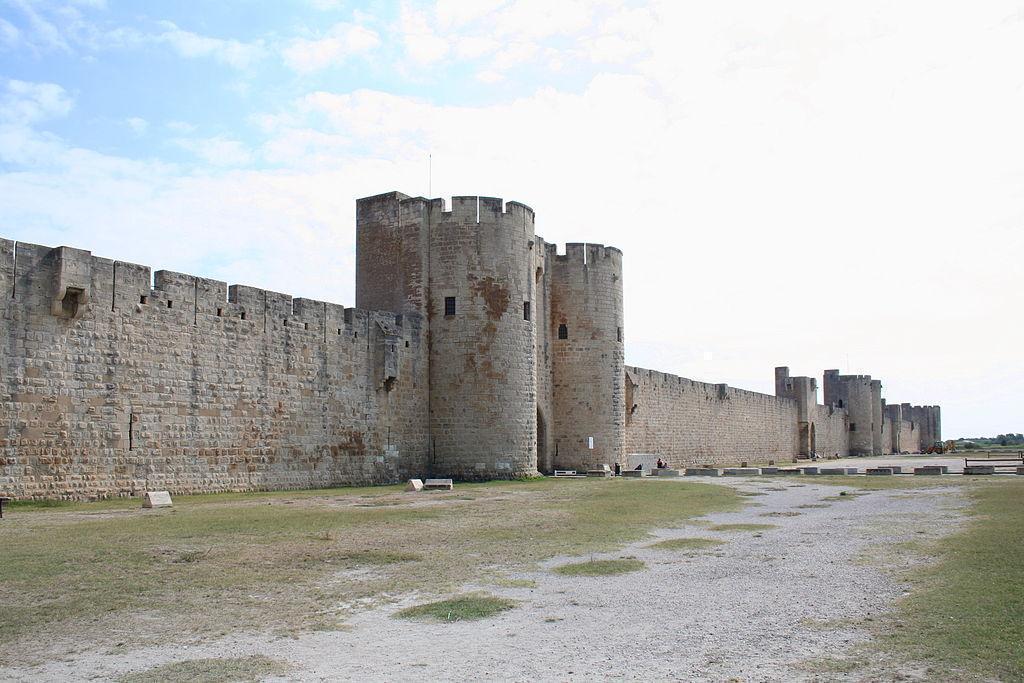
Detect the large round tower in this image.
<box><xmin>426</xmin><ymin>197</ymin><xmax>538</xmax><ymax>479</ymax></box>
<box><xmin>549</xmin><ymin>243</ymin><xmax>625</xmax><ymax>470</ymax></box>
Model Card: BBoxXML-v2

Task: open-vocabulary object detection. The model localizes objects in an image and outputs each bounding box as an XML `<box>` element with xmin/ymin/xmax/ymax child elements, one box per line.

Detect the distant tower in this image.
<box><xmin>824</xmin><ymin>370</ymin><xmax>877</xmax><ymax>456</ymax></box>
<box><xmin>549</xmin><ymin>244</ymin><xmax>625</xmax><ymax>470</ymax></box>
<box><xmin>356</xmin><ymin>192</ymin><xmax>538</xmax><ymax>479</ymax></box>
<box><xmin>775</xmin><ymin>367</ymin><xmax>818</xmax><ymax>456</ymax></box>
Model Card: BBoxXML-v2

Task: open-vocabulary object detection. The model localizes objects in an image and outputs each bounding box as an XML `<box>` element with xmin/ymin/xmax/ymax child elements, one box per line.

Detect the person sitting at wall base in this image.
<box><xmin>656</xmin><ymin>458</ymin><xmax>667</xmax><ymax>469</ymax></box>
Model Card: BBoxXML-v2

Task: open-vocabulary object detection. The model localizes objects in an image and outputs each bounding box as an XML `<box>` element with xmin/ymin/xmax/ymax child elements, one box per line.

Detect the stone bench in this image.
<box><xmin>424</xmin><ymin>479</ymin><xmax>454</xmax><ymax>490</ymax></box>
<box><xmin>586</xmin><ymin>469</ymin><xmax>612</xmax><ymax>478</ymax></box>
<box><xmin>866</xmin><ymin>468</ymin><xmax>894</xmax><ymax>476</ymax></box>
<box><xmin>798</xmin><ymin>466</ymin><xmax>819</xmax><ymax>475</ymax></box>
<box><xmin>759</xmin><ymin>467</ymin><xmax>780</xmax><ymax>474</ymax></box>
<box><xmin>913</xmin><ymin>466</ymin><xmax>948</xmax><ymax>475</ymax></box>
<box><xmin>722</xmin><ymin>468</ymin><xmax>761</xmax><ymax>476</ymax></box>
<box><xmin>553</xmin><ymin>470</ymin><xmax>577</xmax><ymax>477</ymax></box>
<box><xmin>777</xmin><ymin>468</ymin><xmax>801</xmax><ymax>475</ymax></box>
<box><xmin>818</xmin><ymin>467</ymin><xmax>859</xmax><ymax>475</ymax></box>
<box><xmin>650</xmin><ymin>469</ymin><xmax>680</xmax><ymax>477</ymax></box>
<box><xmin>684</xmin><ymin>468</ymin><xmax>721</xmax><ymax>477</ymax></box>
<box><xmin>406</xmin><ymin>479</ymin><xmax>424</xmax><ymax>491</ymax></box>
<box><xmin>0</xmin><ymin>497</ymin><xmax>10</xmax><ymax>519</ymax></box>
<box><xmin>963</xmin><ymin>465</ymin><xmax>995</xmax><ymax>475</ymax></box>
<box><xmin>621</xmin><ymin>470</ymin><xmax>647</xmax><ymax>477</ymax></box>
<box><xmin>1018</xmin><ymin>467</ymin><xmax>1024</xmax><ymax>476</ymax></box>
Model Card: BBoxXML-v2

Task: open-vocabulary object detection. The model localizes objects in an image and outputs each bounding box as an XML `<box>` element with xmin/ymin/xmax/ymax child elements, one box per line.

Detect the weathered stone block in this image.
<box><xmin>759</xmin><ymin>467</ymin><xmax>780</xmax><ymax>474</ymax></box>
<box><xmin>722</xmin><ymin>468</ymin><xmax>761</xmax><ymax>476</ymax></box>
<box><xmin>424</xmin><ymin>478</ymin><xmax>454</xmax><ymax>490</ymax></box>
<box><xmin>799</xmin><ymin>466</ymin><xmax>819</xmax><ymax>475</ymax></box>
<box><xmin>818</xmin><ymin>467</ymin><xmax>858</xmax><ymax>475</ymax></box>
<box><xmin>650</xmin><ymin>468</ymin><xmax>680</xmax><ymax>477</ymax></box>
<box><xmin>621</xmin><ymin>470</ymin><xmax>647</xmax><ymax>477</ymax></box>
<box><xmin>913</xmin><ymin>466</ymin><xmax>946</xmax><ymax>475</ymax></box>
<box><xmin>684</xmin><ymin>468</ymin><xmax>721</xmax><ymax>477</ymax></box>
<box><xmin>866</xmin><ymin>468</ymin><xmax>894</xmax><ymax>476</ymax></box>
<box><xmin>142</xmin><ymin>491</ymin><xmax>172</xmax><ymax>508</ymax></box>
<box><xmin>406</xmin><ymin>479</ymin><xmax>424</xmax><ymax>491</ymax></box>
<box><xmin>586</xmin><ymin>469</ymin><xmax>612</xmax><ymax>478</ymax></box>
<box><xmin>963</xmin><ymin>466</ymin><xmax>995</xmax><ymax>475</ymax></box>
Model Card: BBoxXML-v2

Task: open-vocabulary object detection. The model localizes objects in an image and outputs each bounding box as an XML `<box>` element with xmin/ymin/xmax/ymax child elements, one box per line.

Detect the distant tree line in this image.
<box><xmin>956</xmin><ymin>434</ymin><xmax>1024</xmax><ymax>449</ymax></box>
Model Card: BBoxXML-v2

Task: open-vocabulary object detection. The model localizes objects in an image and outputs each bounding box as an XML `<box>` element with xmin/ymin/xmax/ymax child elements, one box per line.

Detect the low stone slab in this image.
<box><xmin>799</xmin><ymin>466</ymin><xmax>819</xmax><ymax>475</ymax></box>
<box><xmin>818</xmin><ymin>467</ymin><xmax>856</xmax><ymax>475</ymax></box>
<box><xmin>553</xmin><ymin>470</ymin><xmax>577</xmax><ymax>477</ymax></box>
<box><xmin>142</xmin><ymin>491</ymin><xmax>173</xmax><ymax>508</ymax></box>
<box><xmin>913</xmin><ymin>466</ymin><xmax>947</xmax><ymax>476</ymax></box>
<box><xmin>866</xmin><ymin>468</ymin><xmax>894</xmax><ymax>476</ymax></box>
<box><xmin>406</xmin><ymin>478</ymin><xmax>424</xmax><ymax>491</ymax></box>
<box><xmin>963</xmin><ymin>465</ymin><xmax>995</xmax><ymax>475</ymax></box>
<box><xmin>586</xmin><ymin>469</ymin><xmax>612</xmax><ymax>478</ymax></box>
<box><xmin>1018</xmin><ymin>467</ymin><xmax>1024</xmax><ymax>475</ymax></box>
<box><xmin>621</xmin><ymin>470</ymin><xmax>647</xmax><ymax>477</ymax></box>
<box><xmin>650</xmin><ymin>468</ymin><xmax>680</xmax><ymax>477</ymax></box>
<box><xmin>424</xmin><ymin>478</ymin><xmax>454</xmax><ymax>490</ymax></box>
<box><xmin>684</xmin><ymin>468</ymin><xmax>721</xmax><ymax>477</ymax></box>
<box><xmin>722</xmin><ymin>468</ymin><xmax>761</xmax><ymax>476</ymax></box>
<box><xmin>777</xmin><ymin>468</ymin><xmax>801</xmax><ymax>475</ymax></box>
<box><xmin>760</xmin><ymin>467</ymin><xmax>780</xmax><ymax>474</ymax></box>
<box><xmin>885</xmin><ymin>466</ymin><xmax>904</xmax><ymax>474</ymax></box>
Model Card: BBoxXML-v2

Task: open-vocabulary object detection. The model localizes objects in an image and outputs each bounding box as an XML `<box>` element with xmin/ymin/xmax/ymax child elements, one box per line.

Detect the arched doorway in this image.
<box><xmin>537</xmin><ymin>407</ymin><xmax>548</xmax><ymax>473</ymax></box>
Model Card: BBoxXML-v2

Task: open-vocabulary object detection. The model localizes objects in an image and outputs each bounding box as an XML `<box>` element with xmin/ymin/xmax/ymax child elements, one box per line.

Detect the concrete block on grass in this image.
<box><xmin>684</xmin><ymin>468</ymin><xmax>721</xmax><ymax>477</ymax></box>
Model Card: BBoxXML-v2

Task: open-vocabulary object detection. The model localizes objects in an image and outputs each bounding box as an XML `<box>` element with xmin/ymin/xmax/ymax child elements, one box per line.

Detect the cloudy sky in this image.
<box><xmin>1</xmin><ymin>0</ymin><xmax>1021</xmax><ymax>438</ymax></box>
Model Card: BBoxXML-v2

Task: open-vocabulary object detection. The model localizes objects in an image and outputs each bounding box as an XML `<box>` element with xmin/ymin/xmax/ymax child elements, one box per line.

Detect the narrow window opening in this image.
<box><xmin>216</xmin><ymin>308</ymin><xmax>223</xmax><ymax>317</ymax></box>
<box><xmin>240</xmin><ymin>312</ymin><xmax>247</xmax><ymax>320</ymax></box>
<box><xmin>284</xmin><ymin>319</ymin><xmax>288</xmax><ymax>326</ymax></box>
<box><xmin>140</xmin><ymin>295</ymin><xmax>148</xmax><ymax>305</ymax></box>
<box><xmin>304</xmin><ymin>322</ymin><xmax>309</xmax><ymax>330</ymax></box>
<box><xmin>616</xmin><ymin>326</ymin><xmax>622</xmax><ymax>342</ymax></box>
<box><xmin>354</xmin><ymin>331</ymin><xmax>358</xmax><ymax>339</ymax></box>
<box><xmin>838</xmin><ymin>399</ymin><xmax>844</xmax><ymax>408</ymax></box>
<box><xmin>444</xmin><ymin>296</ymin><xmax>456</xmax><ymax>316</ymax></box>
<box><xmin>166</xmin><ymin>300</ymin><xmax>173</xmax><ymax>309</ymax></box>
<box><xmin>405</xmin><ymin>340</ymin><xmax>409</xmax><ymax>348</ymax></box>
<box><xmin>338</xmin><ymin>328</ymin><xmax>343</xmax><ymax>335</ymax></box>
<box><xmin>849</xmin><ymin>423</ymin><xmax>857</xmax><ymax>432</ymax></box>
<box><xmin>128</xmin><ymin>412</ymin><xmax>134</xmax><ymax>451</ymax></box>
<box><xmin>523</xmin><ymin>301</ymin><xmax>531</xmax><ymax>321</ymax></box>
<box><xmin>558</xmin><ymin>323</ymin><xmax>568</xmax><ymax>340</ymax></box>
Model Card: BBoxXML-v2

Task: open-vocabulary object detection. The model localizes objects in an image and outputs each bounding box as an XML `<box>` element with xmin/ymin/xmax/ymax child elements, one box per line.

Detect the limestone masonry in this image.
<box><xmin>0</xmin><ymin>191</ymin><xmax>941</xmax><ymax>499</ymax></box>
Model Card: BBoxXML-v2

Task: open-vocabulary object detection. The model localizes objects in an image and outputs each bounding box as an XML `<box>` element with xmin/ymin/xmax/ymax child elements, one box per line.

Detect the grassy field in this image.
<box><xmin>881</xmin><ymin>479</ymin><xmax>1024</xmax><ymax>680</ymax></box>
<box><xmin>0</xmin><ymin>477</ymin><xmax>739</xmax><ymax>662</ymax></box>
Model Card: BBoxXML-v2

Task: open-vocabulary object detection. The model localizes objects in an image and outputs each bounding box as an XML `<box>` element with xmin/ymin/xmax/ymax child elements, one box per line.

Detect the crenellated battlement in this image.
<box><xmin>1</xmin><ymin>237</ymin><xmax>421</xmax><ymax>345</ymax></box>
<box><xmin>551</xmin><ymin>242</ymin><xmax>623</xmax><ymax>265</ymax></box>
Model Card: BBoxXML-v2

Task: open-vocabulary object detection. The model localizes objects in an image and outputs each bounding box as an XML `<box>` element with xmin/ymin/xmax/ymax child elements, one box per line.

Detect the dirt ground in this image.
<box><xmin>1</xmin><ymin>477</ymin><xmax>970</xmax><ymax>682</ymax></box>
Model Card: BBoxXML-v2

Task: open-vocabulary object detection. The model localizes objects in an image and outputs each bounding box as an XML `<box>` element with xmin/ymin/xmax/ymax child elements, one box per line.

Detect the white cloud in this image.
<box><xmin>174</xmin><ymin>136</ymin><xmax>253</xmax><ymax>166</ymax></box>
<box><xmin>1</xmin><ymin>79</ymin><xmax>74</xmax><ymax>125</ymax></box>
<box><xmin>282</xmin><ymin>23</ymin><xmax>380</xmax><ymax>73</ymax></box>
<box><xmin>399</xmin><ymin>4</ymin><xmax>450</xmax><ymax>66</ymax></box>
<box><xmin>125</xmin><ymin>117</ymin><xmax>148</xmax><ymax>135</ymax></box>
<box><xmin>155</xmin><ymin>21</ymin><xmax>264</xmax><ymax>69</ymax></box>
<box><xmin>166</xmin><ymin>120</ymin><xmax>197</xmax><ymax>134</ymax></box>
<box><xmin>0</xmin><ymin>17</ymin><xmax>20</xmax><ymax>48</ymax></box>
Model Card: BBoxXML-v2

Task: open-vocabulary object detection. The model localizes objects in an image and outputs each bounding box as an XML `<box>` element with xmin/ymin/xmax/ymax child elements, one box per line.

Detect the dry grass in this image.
<box><xmin>0</xmin><ymin>478</ymin><xmax>738</xmax><ymax>662</ymax></box>
<box><xmin>117</xmin><ymin>655</ymin><xmax>288</xmax><ymax>683</ymax></box>
<box><xmin>552</xmin><ymin>558</ymin><xmax>646</xmax><ymax>576</ymax></box>
<box><xmin>647</xmin><ymin>538</ymin><xmax>725</xmax><ymax>552</ymax></box>
<box><xmin>708</xmin><ymin>523</ymin><xmax>776</xmax><ymax>532</ymax></box>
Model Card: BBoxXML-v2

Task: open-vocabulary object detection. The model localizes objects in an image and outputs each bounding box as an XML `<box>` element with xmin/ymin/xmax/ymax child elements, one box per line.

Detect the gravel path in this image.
<box><xmin>3</xmin><ymin>479</ymin><xmax>968</xmax><ymax>682</ymax></box>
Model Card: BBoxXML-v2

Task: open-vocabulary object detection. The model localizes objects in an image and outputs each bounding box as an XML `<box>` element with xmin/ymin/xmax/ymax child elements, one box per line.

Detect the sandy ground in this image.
<box><xmin>1</xmin><ymin>477</ymin><xmax>970</xmax><ymax>682</ymax></box>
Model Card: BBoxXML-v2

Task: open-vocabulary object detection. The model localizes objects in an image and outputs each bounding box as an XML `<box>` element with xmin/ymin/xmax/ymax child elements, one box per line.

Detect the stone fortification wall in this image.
<box><xmin>550</xmin><ymin>244</ymin><xmax>625</xmax><ymax>471</ymax></box>
<box><xmin>624</xmin><ymin>367</ymin><xmax>799</xmax><ymax>466</ymax></box>
<box><xmin>1</xmin><ymin>238</ymin><xmax>429</xmax><ymax>500</ymax></box>
<box><xmin>812</xmin><ymin>404</ymin><xmax>850</xmax><ymax>457</ymax></box>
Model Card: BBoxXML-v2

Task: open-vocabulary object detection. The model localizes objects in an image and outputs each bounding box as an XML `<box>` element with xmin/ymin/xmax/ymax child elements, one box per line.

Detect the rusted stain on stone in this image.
<box><xmin>472</xmin><ymin>277</ymin><xmax>510</xmax><ymax>321</ymax></box>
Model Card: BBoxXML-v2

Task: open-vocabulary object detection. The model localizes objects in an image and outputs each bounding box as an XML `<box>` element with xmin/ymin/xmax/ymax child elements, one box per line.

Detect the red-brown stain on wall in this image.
<box><xmin>471</xmin><ymin>277</ymin><xmax>510</xmax><ymax>321</ymax></box>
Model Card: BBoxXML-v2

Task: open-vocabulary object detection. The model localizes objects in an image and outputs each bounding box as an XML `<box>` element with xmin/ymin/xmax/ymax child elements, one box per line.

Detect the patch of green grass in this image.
<box><xmin>881</xmin><ymin>480</ymin><xmax>1024</xmax><ymax>680</ymax></box>
<box><xmin>394</xmin><ymin>593</ymin><xmax>516</xmax><ymax>622</ymax></box>
<box><xmin>118</xmin><ymin>655</ymin><xmax>287</xmax><ymax>683</ymax></box>
<box><xmin>708</xmin><ymin>523</ymin><xmax>776</xmax><ymax>532</ymax></box>
<box><xmin>647</xmin><ymin>538</ymin><xmax>725</xmax><ymax>552</ymax></box>
<box><xmin>553</xmin><ymin>558</ymin><xmax>646</xmax><ymax>576</ymax></box>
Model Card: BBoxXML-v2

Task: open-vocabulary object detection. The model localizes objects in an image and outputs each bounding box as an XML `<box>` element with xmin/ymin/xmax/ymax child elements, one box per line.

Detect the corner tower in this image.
<box><xmin>356</xmin><ymin>193</ymin><xmax>538</xmax><ymax>480</ymax></box>
<box><xmin>549</xmin><ymin>244</ymin><xmax>625</xmax><ymax>470</ymax></box>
